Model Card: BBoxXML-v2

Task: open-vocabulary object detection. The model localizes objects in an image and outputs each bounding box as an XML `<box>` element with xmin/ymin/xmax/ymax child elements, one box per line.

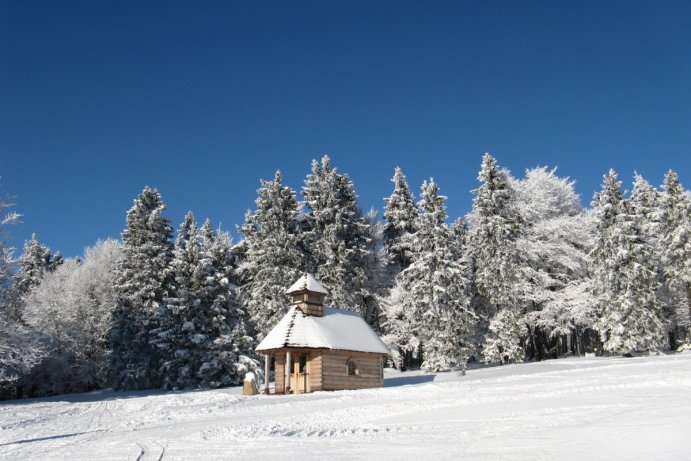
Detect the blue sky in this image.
<box><xmin>1</xmin><ymin>1</ymin><xmax>689</xmax><ymax>257</ymax></box>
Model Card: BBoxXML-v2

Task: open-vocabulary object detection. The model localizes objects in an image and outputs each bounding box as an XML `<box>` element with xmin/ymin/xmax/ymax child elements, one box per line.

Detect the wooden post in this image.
<box><xmin>285</xmin><ymin>351</ymin><xmax>291</xmax><ymax>394</ymax></box>
<box><xmin>263</xmin><ymin>354</ymin><xmax>270</xmax><ymax>395</ymax></box>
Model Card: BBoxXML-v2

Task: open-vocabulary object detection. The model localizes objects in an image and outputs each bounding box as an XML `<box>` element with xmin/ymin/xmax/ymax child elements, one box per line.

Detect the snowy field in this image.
<box><xmin>2</xmin><ymin>353</ymin><xmax>691</xmax><ymax>460</ymax></box>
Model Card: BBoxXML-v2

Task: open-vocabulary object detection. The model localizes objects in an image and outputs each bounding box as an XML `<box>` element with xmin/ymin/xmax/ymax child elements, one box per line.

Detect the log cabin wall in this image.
<box><xmin>309</xmin><ymin>352</ymin><xmax>323</xmax><ymax>392</ymax></box>
<box><xmin>274</xmin><ymin>353</ymin><xmax>285</xmax><ymax>394</ymax></box>
<box><xmin>270</xmin><ymin>348</ymin><xmax>384</xmax><ymax>394</ymax></box>
<box><xmin>321</xmin><ymin>350</ymin><xmax>384</xmax><ymax>391</ymax></box>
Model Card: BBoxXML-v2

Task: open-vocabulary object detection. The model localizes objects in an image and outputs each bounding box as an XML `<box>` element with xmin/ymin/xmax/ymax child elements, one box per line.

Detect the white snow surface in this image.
<box><xmin>256</xmin><ymin>306</ymin><xmax>390</xmax><ymax>354</ymax></box>
<box><xmin>284</xmin><ymin>273</ymin><xmax>328</xmax><ymax>295</ymax></box>
<box><xmin>2</xmin><ymin>353</ymin><xmax>691</xmax><ymax>460</ymax></box>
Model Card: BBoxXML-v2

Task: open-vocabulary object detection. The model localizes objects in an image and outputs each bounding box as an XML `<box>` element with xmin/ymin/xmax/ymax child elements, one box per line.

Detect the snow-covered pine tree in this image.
<box><xmin>383</xmin><ymin>167</ymin><xmax>418</xmax><ymax>272</ymax></box>
<box><xmin>14</xmin><ymin>235</ymin><xmax>50</xmax><ymax>294</ymax></box>
<box><xmin>4</xmin><ymin>234</ymin><xmax>62</xmax><ymax>321</ymax></box>
<box><xmin>659</xmin><ymin>171</ymin><xmax>691</xmax><ymax>345</ymax></box>
<box><xmin>385</xmin><ymin>179</ymin><xmax>472</xmax><ymax>371</ymax></box>
<box><xmin>629</xmin><ymin>175</ymin><xmax>673</xmax><ymax>343</ymax></box>
<box><xmin>378</xmin><ymin>167</ymin><xmax>419</xmax><ymax>343</ymax></box>
<box><xmin>591</xmin><ymin>170</ymin><xmax>625</xmax><ymax>353</ymax></box>
<box><xmin>481</xmin><ymin>309</ymin><xmax>524</xmax><ymax>365</ymax></box>
<box><xmin>110</xmin><ymin>187</ymin><xmax>173</xmax><ymax>390</ymax></box>
<box><xmin>361</xmin><ymin>208</ymin><xmax>389</xmax><ymax>328</ymax></box>
<box><xmin>449</xmin><ymin>218</ymin><xmax>467</xmax><ymax>262</ymax></box>
<box><xmin>233</xmin><ymin>210</ymin><xmax>256</xmax><ymax>288</ymax></box>
<box><xmin>598</xmin><ymin>195</ymin><xmax>665</xmax><ymax>354</ymax></box>
<box><xmin>302</xmin><ymin>156</ymin><xmax>370</xmax><ymax>311</ymax></box>
<box><xmin>630</xmin><ymin>174</ymin><xmax>662</xmax><ymax>244</ymax></box>
<box><xmin>200</xmin><ymin>225</ymin><xmax>259</xmax><ymax>387</ymax></box>
<box><xmin>156</xmin><ymin>211</ymin><xmax>203</xmax><ymax>389</ymax></box>
<box><xmin>592</xmin><ymin>172</ymin><xmax>666</xmax><ymax>354</ymax></box>
<box><xmin>468</xmin><ymin>154</ymin><xmax>523</xmax><ymax>364</ymax></box>
<box><xmin>239</xmin><ymin>171</ymin><xmax>304</xmax><ymax>340</ymax></box>
<box><xmin>159</xmin><ymin>214</ymin><xmax>258</xmax><ymax>390</ymax></box>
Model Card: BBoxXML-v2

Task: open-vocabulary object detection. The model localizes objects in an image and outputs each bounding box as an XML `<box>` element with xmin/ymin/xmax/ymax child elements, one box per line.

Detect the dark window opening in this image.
<box><xmin>347</xmin><ymin>359</ymin><xmax>358</xmax><ymax>376</ymax></box>
<box><xmin>299</xmin><ymin>354</ymin><xmax>307</xmax><ymax>374</ymax></box>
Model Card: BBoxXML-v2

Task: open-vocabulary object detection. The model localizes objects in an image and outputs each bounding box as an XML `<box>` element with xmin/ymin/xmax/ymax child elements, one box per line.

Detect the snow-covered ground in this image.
<box><xmin>2</xmin><ymin>353</ymin><xmax>691</xmax><ymax>460</ymax></box>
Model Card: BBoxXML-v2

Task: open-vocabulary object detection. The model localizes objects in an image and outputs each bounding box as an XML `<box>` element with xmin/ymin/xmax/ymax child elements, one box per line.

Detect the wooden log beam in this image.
<box><xmin>263</xmin><ymin>354</ymin><xmax>270</xmax><ymax>395</ymax></box>
<box><xmin>285</xmin><ymin>351</ymin><xmax>291</xmax><ymax>394</ymax></box>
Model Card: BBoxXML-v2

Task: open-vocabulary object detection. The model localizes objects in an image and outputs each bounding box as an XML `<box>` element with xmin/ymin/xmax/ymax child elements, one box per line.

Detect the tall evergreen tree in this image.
<box><xmin>384</xmin><ymin>179</ymin><xmax>472</xmax><ymax>371</ymax></box>
<box><xmin>239</xmin><ymin>171</ymin><xmax>304</xmax><ymax>339</ymax></box>
<box><xmin>630</xmin><ymin>174</ymin><xmax>662</xmax><ymax>244</ymax></box>
<box><xmin>302</xmin><ymin>156</ymin><xmax>370</xmax><ymax>311</ymax></box>
<box><xmin>361</xmin><ymin>208</ymin><xmax>389</xmax><ymax>328</ymax></box>
<box><xmin>591</xmin><ymin>170</ymin><xmax>625</xmax><ymax>353</ymax></box>
<box><xmin>470</xmin><ymin>154</ymin><xmax>522</xmax><ymax>312</ymax></box>
<box><xmin>591</xmin><ymin>170</ymin><xmax>624</xmax><ymax>353</ymax></box>
<box><xmin>203</xmin><ymin>227</ymin><xmax>258</xmax><ymax>387</ymax></box>
<box><xmin>592</xmin><ymin>172</ymin><xmax>666</xmax><ymax>354</ymax></box>
<box><xmin>4</xmin><ymin>234</ymin><xmax>62</xmax><ymax>321</ymax></box>
<box><xmin>159</xmin><ymin>215</ymin><xmax>257</xmax><ymax>389</ymax></box>
<box><xmin>659</xmin><ymin>171</ymin><xmax>691</xmax><ymax>343</ymax></box>
<box><xmin>379</xmin><ymin>168</ymin><xmax>418</xmax><ymax>336</ymax></box>
<box><xmin>383</xmin><ymin>167</ymin><xmax>418</xmax><ymax>272</ymax></box>
<box><xmin>156</xmin><ymin>212</ymin><xmax>202</xmax><ymax>388</ymax></box>
<box><xmin>110</xmin><ymin>187</ymin><xmax>173</xmax><ymax>390</ymax></box>
<box><xmin>597</xmin><ymin>198</ymin><xmax>665</xmax><ymax>354</ymax></box>
<box><xmin>468</xmin><ymin>154</ymin><xmax>523</xmax><ymax>363</ymax></box>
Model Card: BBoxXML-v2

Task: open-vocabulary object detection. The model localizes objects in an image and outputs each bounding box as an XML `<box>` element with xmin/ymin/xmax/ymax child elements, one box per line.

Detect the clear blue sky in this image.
<box><xmin>1</xmin><ymin>1</ymin><xmax>689</xmax><ymax>257</ymax></box>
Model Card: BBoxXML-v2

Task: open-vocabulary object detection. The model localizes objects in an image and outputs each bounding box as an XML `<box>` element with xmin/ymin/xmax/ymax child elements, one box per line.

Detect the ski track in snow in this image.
<box><xmin>1</xmin><ymin>353</ymin><xmax>691</xmax><ymax>460</ymax></box>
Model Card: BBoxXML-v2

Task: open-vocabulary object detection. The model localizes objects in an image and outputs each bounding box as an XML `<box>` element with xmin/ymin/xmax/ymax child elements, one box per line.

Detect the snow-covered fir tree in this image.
<box><xmin>361</xmin><ymin>208</ymin><xmax>389</xmax><ymax>328</ymax></box>
<box><xmin>468</xmin><ymin>154</ymin><xmax>523</xmax><ymax>364</ymax></box>
<box><xmin>659</xmin><ymin>171</ymin><xmax>691</xmax><ymax>344</ymax></box>
<box><xmin>110</xmin><ymin>187</ymin><xmax>174</xmax><ymax>390</ymax></box>
<box><xmin>4</xmin><ymin>234</ymin><xmax>62</xmax><ymax>321</ymax></box>
<box><xmin>481</xmin><ymin>309</ymin><xmax>524</xmax><ymax>365</ymax></box>
<box><xmin>630</xmin><ymin>174</ymin><xmax>662</xmax><ymax>244</ymax></box>
<box><xmin>591</xmin><ymin>170</ymin><xmax>625</xmax><ymax>352</ymax></box>
<box><xmin>593</xmin><ymin>172</ymin><xmax>666</xmax><ymax>354</ymax></box>
<box><xmin>378</xmin><ymin>167</ymin><xmax>419</xmax><ymax>343</ymax></box>
<box><xmin>383</xmin><ymin>179</ymin><xmax>473</xmax><ymax>371</ymax></box>
<box><xmin>158</xmin><ymin>215</ymin><xmax>258</xmax><ymax>389</ymax></box>
<box><xmin>239</xmin><ymin>171</ymin><xmax>304</xmax><ymax>339</ymax></box>
<box><xmin>449</xmin><ymin>218</ymin><xmax>467</xmax><ymax>263</ymax></box>
<box><xmin>302</xmin><ymin>156</ymin><xmax>370</xmax><ymax>311</ymax></box>
<box><xmin>14</xmin><ymin>235</ymin><xmax>51</xmax><ymax>295</ymax></box>
<box><xmin>383</xmin><ymin>167</ymin><xmax>418</xmax><ymax>272</ymax></box>
<box><xmin>156</xmin><ymin>212</ymin><xmax>203</xmax><ymax>388</ymax></box>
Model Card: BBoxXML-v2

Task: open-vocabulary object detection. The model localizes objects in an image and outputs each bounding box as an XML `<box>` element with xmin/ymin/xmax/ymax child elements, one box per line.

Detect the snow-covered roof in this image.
<box><xmin>285</xmin><ymin>273</ymin><xmax>328</xmax><ymax>295</ymax></box>
<box><xmin>256</xmin><ymin>306</ymin><xmax>390</xmax><ymax>355</ymax></box>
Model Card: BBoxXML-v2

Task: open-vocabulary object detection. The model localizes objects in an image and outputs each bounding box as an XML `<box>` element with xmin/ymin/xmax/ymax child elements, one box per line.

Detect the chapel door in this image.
<box><xmin>290</xmin><ymin>353</ymin><xmax>309</xmax><ymax>393</ymax></box>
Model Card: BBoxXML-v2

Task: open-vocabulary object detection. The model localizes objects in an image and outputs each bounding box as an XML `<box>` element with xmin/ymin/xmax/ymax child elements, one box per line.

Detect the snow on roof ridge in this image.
<box><xmin>256</xmin><ymin>306</ymin><xmax>390</xmax><ymax>355</ymax></box>
<box><xmin>285</xmin><ymin>273</ymin><xmax>329</xmax><ymax>295</ymax></box>
<box><xmin>281</xmin><ymin>307</ymin><xmax>299</xmax><ymax>348</ymax></box>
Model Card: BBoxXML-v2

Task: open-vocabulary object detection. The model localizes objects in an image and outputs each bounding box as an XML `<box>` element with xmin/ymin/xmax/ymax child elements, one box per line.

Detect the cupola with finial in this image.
<box><xmin>285</xmin><ymin>273</ymin><xmax>328</xmax><ymax>317</ymax></box>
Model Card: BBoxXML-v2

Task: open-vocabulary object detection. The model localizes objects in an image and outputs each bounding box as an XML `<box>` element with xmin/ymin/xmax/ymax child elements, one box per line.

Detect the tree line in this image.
<box><xmin>0</xmin><ymin>154</ymin><xmax>689</xmax><ymax>399</ymax></box>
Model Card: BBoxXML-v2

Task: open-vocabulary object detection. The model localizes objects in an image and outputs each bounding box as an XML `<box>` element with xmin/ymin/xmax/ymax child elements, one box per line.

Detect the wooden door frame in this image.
<box><xmin>289</xmin><ymin>350</ymin><xmax>311</xmax><ymax>394</ymax></box>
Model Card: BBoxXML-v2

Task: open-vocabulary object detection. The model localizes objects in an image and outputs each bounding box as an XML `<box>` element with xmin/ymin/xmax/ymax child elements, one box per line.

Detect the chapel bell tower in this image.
<box><xmin>285</xmin><ymin>273</ymin><xmax>328</xmax><ymax>317</ymax></box>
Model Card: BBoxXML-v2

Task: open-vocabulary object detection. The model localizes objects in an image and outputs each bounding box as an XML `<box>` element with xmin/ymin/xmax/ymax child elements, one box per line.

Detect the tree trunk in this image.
<box><xmin>526</xmin><ymin>324</ymin><xmax>537</xmax><ymax>360</ymax></box>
